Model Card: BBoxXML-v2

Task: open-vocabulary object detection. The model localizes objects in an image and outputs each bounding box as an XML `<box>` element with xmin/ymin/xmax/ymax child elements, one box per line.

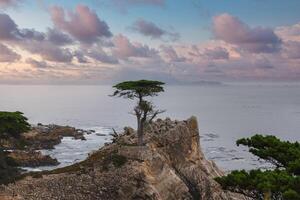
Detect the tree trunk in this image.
<box><xmin>137</xmin><ymin>120</ymin><xmax>144</xmax><ymax>146</ymax></box>
<box><xmin>137</xmin><ymin>93</ymin><xmax>144</xmax><ymax>146</ymax></box>
<box><xmin>263</xmin><ymin>191</ymin><xmax>271</xmax><ymax>200</ymax></box>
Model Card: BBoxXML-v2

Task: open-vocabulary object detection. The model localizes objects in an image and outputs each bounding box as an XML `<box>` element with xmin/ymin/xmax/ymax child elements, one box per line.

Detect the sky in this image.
<box><xmin>0</xmin><ymin>0</ymin><xmax>300</xmax><ymax>84</ymax></box>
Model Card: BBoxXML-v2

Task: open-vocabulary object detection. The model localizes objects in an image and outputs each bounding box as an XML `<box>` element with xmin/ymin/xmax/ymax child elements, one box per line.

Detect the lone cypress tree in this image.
<box><xmin>111</xmin><ymin>80</ymin><xmax>165</xmax><ymax>146</ymax></box>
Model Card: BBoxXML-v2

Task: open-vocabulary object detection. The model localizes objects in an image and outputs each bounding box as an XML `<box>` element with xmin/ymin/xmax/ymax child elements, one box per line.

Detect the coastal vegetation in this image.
<box><xmin>216</xmin><ymin>134</ymin><xmax>300</xmax><ymax>200</ymax></box>
<box><xmin>111</xmin><ymin>80</ymin><xmax>165</xmax><ymax>146</ymax></box>
<box><xmin>0</xmin><ymin>111</ymin><xmax>30</xmax><ymax>139</ymax></box>
<box><xmin>0</xmin><ymin>111</ymin><xmax>30</xmax><ymax>184</ymax></box>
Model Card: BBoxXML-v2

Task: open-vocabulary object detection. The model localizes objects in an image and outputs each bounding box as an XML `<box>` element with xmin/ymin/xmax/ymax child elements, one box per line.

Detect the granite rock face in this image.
<box><xmin>0</xmin><ymin>117</ymin><xmax>247</xmax><ymax>200</ymax></box>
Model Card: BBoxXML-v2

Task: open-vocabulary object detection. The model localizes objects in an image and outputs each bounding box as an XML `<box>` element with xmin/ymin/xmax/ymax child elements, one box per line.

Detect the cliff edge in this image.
<box><xmin>0</xmin><ymin>117</ymin><xmax>247</xmax><ymax>200</ymax></box>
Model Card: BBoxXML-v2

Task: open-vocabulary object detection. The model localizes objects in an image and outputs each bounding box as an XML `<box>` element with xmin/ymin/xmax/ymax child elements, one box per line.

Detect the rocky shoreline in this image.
<box><xmin>0</xmin><ymin>117</ymin><xmax>248</xmax><ymax>200</ymax></box>
<box><xmin>0</xmin><ymin>124</ymin><xmax>94</xmax><ymax>168</ymax></box>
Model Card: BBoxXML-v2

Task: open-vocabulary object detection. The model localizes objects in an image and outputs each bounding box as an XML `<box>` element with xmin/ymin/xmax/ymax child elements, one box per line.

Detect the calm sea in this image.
<box><xmin>1</xmin><ymin>83</ymin><xmax>300</xmax><ymax>171</ymax></box>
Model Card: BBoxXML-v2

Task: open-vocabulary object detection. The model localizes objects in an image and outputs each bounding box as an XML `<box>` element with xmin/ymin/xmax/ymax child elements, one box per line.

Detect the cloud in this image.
<box><xmin>46</xmin><ymin>28</ymin><xmax>73</xmax><ymax>46</ymax></box>
<box><xmin>0</xmin><ymin>0</ymin><xmax>21</xmax><ymax>8</ymax></box>
<box><xmin>26</xmin><ymin>58</ymin><xmax>51</xmax><ymax>69</ymax></box>
<box><xmin>282</xmin><ymin>41</ymin><xmax>300</xmax><ymax>59</ymax></box>
<box><xmin>19</xmin><ymin>28</ymin><xmax>45</xmax><ymax>41</ymax></box>
<box><xmin>202</xmin><ymin>47</ymin><xmax>229</xmax><ymax>60</ymax></box>
<box><xmin>86</xmin><ymin>48</ymin><xmax>119</xmax><ymax>64</ymax></box>
<box><xmin>130</xmin><ymin>19</ymin><xmax>179</xmax><ymax>41</ymax></box>
<box><xmin>0</xmin><ymin>13</ymin><xmax>19</xmax><ymax>40</ymax></box>
<box><xmin>213</xmin><ymin>13</ymin><xmax>281</xmax><ymax>53</ymax></box>
<box><xmin>22</xmin><ymin>41</ymin><xmax>73</xmax><ymax>62</ymax></box>
<box><xmin>73</xmin><ymin>51</ymin><xmax>88</xmax><ymax>63</ymax></box>
<box><xmin>113</xmin><ymin>34</ymin><xmax>158</xmax><ymax>59</ymax></box>
<box><xmin>0</xmin><ymin>43</ymin><xmax>20</xmax><ymax>62</ymax></box>
<box><xmin>160</xmin><ymin>45</ymin><xmax>186</xmax><ymax>62</ymax></box>
<box><xmin>0</xmin><ymin>13</ymin><xmax>46</xmax><ymax>42</ymax></box>
<box><xmin>111</xmin><ymin>0</ymin><xmax>165</xmax><ymax>9</ymax></box>
<box><xmin>50</xmin><ymin>5</ymin><xmax>112</xmax><ymax>44</ymax></box>
<box><xmin>276</xmin><ymin>22</ymin><xmax>300</xmax><ymax>42</ymax></box>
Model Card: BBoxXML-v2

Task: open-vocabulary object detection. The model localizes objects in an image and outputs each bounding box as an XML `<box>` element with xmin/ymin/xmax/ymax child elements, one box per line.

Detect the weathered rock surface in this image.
<box><xmin>0</xmin><ymin>117</ymin><xmax>247</xmax><ymax>200</ymax></box>
<box><xmin>7</xmin><ymin>150</ymin><xmax>59</xmax><ymax>167</ymax></box>
<box><xmin>23</xmin><ymin>124</ymin><xmax>86</xmax><ymax>150</ymax></box>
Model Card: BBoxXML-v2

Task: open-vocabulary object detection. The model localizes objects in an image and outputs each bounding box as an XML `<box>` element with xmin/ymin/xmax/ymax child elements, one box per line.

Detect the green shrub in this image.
<box><xmin>216</xmin><ymin>135</ymin><xmax>300</xmax><ymax>200</ymax></box>
<box><xmin>0</xmin><ymin>111</ymin><xmax>31</xmax><ymax>138</ymax></box>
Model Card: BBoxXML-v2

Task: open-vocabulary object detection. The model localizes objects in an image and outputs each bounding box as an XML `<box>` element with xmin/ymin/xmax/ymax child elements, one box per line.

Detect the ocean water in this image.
<box><xmin>1</xmin><ymin>83</ymin><xmax>300</xmax><ymax>171</ymax></box>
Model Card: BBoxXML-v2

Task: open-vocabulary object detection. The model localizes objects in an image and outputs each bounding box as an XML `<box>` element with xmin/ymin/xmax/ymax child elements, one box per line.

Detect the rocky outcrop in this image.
<box><xmin>0</xmin><ymin>124</ymin><xmax>87</xmax><ymax>151</ymax></box>
<box><xmin>0</xmin><ymin>117</ymin><xmax>247</xmax><ymax>200</ymax></box>
<box><xmin>7</xmin><ymin>150</ymin><xmax>59</xmax><ymax>168</ymax></box>
<box><xmin>22</xmin><ymin>124</ymin><xmax>86</xmax><ymax>150</ymax></box>
<box><xmin>0</xmin><ymin>124</ymin><xmax>90</xmax><ymax>169</ymax></box>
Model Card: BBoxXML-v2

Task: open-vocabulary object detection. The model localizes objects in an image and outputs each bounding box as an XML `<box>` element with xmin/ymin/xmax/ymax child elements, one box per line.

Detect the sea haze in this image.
<box><xmin>0</xmin><ymin>83</ymin><xmax>300</xmax><ymax>171</ymax></box>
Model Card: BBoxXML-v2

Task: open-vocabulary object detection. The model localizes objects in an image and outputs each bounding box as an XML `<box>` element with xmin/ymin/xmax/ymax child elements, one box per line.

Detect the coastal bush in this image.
<box><xmin>0</xmin><ymin>150</ymin><xmax>19</xmax><ymax>184</ymax></box>
<box><xmin>0</xmin><ymin>111</ymin><xmax>30</xmax><ymax>184</ymax></box>
<box><xmin>0</xmin><ymin>111</ymin><xmax>31</xmax><ymax>138</ymax></box>
<box><xmin>215</xmin><ymin>134</ymin><xmax>300</xmax><ymax>200</ymax></box>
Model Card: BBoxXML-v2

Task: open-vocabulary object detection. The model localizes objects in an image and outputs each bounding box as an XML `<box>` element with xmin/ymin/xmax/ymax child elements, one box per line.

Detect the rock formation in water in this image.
<box><xmin>0</xmin><ymin>117</ymin><xmax>247</xmax><ymax>200</ymax></box>
<box><xmin>0</xmin><ymin>124</ymin><xmax>92</xmax><ymax>169</ymax></box>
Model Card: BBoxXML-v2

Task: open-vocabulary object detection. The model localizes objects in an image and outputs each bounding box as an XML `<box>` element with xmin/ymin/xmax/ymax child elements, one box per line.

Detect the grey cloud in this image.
<box><xmin>46</xmin><ymin>28</ymin><xmax>73</xmax><ymax>46</ymax></box>
<box><xmin>86</xmin><ymin>48</ymin><xmax>119</xmax><ymax>64</ymax></box>
<box><xmin>19</xmin><ymin>28</ymin><xmax>45</xmax><ymax>41</ymax></box>
<box><xmin>73</xmin><ymin>51</ymin><xmax>88</xmax><ymax>63</ymax></box>
<box><xmin>0</xmin><ymin>13</ymin><xmax>19</xmax><ymax>40</ymax></box>
<box><xmin>160</xmin><ymin>45</ymin><xmax>186</xmax><ymax>62</ymax></box>
<box><xmin>202</xmin><ymin>47</ymin><xmax>229</xmax><ymax>60</ymax></box>
<box><xmin>282</xmin><ymin>41</ymin><xmax>300</xmax><ymax>59</ymax></box>
<box><xmin>26</xmin><ymin>58</ymin><xmax>51</xmax><ymax>69</ymax></box>
<box><xmin>130</xmin><ymin>19</ymin><xmax>179</xmax><ymax>41</ymax></box>
<box><xmin>23</xmin><ymin>41</ymin><xmax>73</xmax><ymax>62</ymax></box>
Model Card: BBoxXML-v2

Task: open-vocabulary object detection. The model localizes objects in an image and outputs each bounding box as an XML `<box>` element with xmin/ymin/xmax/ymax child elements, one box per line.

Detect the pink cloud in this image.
<box><xmin>213</xmin><ymin>13</ymin><xmax>281</xmax><ymax>53</ymax></box>
<box><xmin>50</xmin><ymin>5</ymin><xmax>112</xmax><ymax>44</ymax></box>
<box><xmin>113</xmin><ymin>34</ymin><xmax>157</xmax><ymax>59</ymax></box>
<box><xmin>0</xmin><ymin>0</ymin><xmax>21</xmax><ymax>8</ymax></box>
<box><xmin>0</xmin><ymin>43</ymin><xmax>20</xmax><ymax>62</ymax></box>
<box><xmin>276</xmin><ymin>22</ymin><xmax>300</xmax><ymax>42</ymax></box>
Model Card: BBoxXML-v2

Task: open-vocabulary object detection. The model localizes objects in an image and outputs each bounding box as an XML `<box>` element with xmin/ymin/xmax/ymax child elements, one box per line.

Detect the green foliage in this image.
<box><xmin>216</xmin><ymin>135</ymin><xmax>300</xmax><ymax>200</ymax></box>
<box><xmin>0</xmin><ymin>111</ymin><xmax>30</xmax><ymax>184</ymax></box>
<box><xmin>237</xmin><ymin>134</ymin><xmax>300</xmax><ymax>169</ymax></box>
<box><xmin>0</xmin><ymin>149</ymin><xmax>19</xmax><ymax>184</ymax></box>
<box><xmin>112</xmin><ymin>80</ymin><xmax>165</xmax><ymax>100</ymax></box>
<box><xmin>0</xmin><ymin>111</ymin><xmax>31</xmax><ymax>138</ymax></box>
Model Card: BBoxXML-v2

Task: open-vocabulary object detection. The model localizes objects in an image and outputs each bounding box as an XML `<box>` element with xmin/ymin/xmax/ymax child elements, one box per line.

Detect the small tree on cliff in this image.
<box><xmin>111</xmin><ymin>80</ymin><xmax>165</xmax><ymax>146</ymax></box>
<box><xmin>215</xmin><ymin>134</ymin><xmax>300</xmax><ymax>200</ymax></box>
